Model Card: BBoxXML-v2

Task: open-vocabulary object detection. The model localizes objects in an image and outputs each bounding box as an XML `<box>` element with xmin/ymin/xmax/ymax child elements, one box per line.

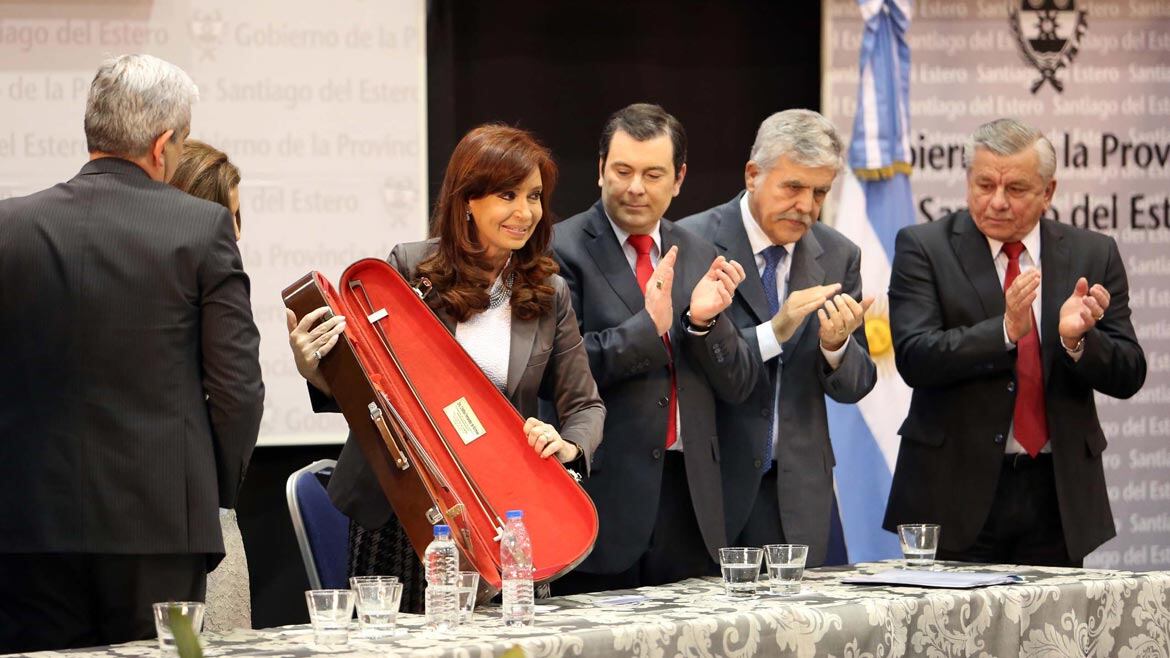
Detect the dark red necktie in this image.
<box><xmin>1002</xmin><ymin>241</ymin><xmax>1048</xmax><ymax>456</ymax></box>
<box><xmin>628</xmin><ymin>234</ymin><xmax>677</xmax><ymax>449</ymax></box>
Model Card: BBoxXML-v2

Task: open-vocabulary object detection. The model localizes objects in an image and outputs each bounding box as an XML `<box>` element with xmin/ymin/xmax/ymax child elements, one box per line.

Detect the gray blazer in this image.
<box><xmin>680</xmin><ymin>194</ymin><xmax>876</xmax><ymax>567</ymax></box>
<box><xmin>326</xmin><ymin>239</ymin><xmax>605</xmax><ymax>529</ymax></box>
<box><xmin>552</xmin><ymin>201</ymin><xmax>760</xmax><ymax>573</ymax></box>
<box><xmin>0</xmin><ymin>157</ymin><xmax>264</xmax><ymax>557</ymax></box>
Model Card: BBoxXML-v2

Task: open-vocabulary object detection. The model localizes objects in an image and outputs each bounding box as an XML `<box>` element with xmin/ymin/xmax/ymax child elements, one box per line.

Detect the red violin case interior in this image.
<box><xmin>283</xmin><ymin>258</ymin><xmax>598</xmax><ymax>590</ymax></box>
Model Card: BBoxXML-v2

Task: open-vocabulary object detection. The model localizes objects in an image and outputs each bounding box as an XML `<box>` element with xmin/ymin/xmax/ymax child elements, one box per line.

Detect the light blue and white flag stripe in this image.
<box><xmin>829</xmin><ymin>0</ymin><xmax>915</xmax><ymax>563</ymax></box>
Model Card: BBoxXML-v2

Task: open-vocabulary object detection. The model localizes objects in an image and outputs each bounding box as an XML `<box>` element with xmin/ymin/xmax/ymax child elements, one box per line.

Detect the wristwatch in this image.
<box><xmin>681</xmin><ymin>307</ymin><xmax>717</xmax><ymax>332</ymax></box>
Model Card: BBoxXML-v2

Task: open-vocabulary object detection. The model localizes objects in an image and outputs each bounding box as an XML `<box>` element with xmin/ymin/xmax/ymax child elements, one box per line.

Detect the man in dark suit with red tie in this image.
<box><xmin>552</xmin><ymin>104</ymin><xmax>759</xmax><ymax>592</ymax></box>
<box><xmin>883</xmin><ymin>118</ymin><xmax>1146</xmax><ymax>567</ymax></box>
<box><xmin>0</xmin><ymin>55</ymin><xmax>263</xmax><ymax>651</ymax></box>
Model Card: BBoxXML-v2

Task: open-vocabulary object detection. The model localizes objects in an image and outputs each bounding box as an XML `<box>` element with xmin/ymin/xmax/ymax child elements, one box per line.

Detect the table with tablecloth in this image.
<box><xmin>17</xmin><ymin>561</ymin><xmax>1170</xmax><ymax>658</ymax></box>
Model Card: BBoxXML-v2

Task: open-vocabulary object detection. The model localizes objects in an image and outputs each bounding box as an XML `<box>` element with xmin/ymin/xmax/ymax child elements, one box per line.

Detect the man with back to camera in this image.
<box><xmin>551</xmin><ymin>103</ymin><xmax>760</xmax><ymax>593</ymax></box>
<box><xmin>883</xmin><ymin>118</ymin><xmax>1146</xmax><ymax>567</ymax></box>
<box><xmin>0</xmin><ymin>54</ymin><xmax>264</xmax><ymax>651</ymax></box>
<box><xmin>680</xmin><ymin>109</ymin><xmax>877</xmax><ymax>567</ymax></box>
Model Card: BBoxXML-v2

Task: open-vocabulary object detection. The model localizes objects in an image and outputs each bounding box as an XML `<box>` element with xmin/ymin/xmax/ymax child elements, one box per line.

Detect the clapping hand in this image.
<box><xmin>645</xmin><ymin>246</ymin><xmax>678</xmax><ymax>337</ymax></box>
<box><xmin>689</xmin><ymin>256</ymin><xmax>746</xmax><ymax>324</ymax></box>
<box><xmin>1059</xmin><ymin>277</ymin><xmax>1110</xmax><ymax>349</ymax></box>
<box><xmin>817</xmin><ymin>294</ymin><xmax>875</xmax><ymax>350</ymax></box>
<box><xmin>1005</xmin><ymin>269</ymin><xmax>1041</xmax><ymax>343</ymax></box>
<box><xmin>771</xmin><ymin>283</ymin><xmax>841</xmax><ymax>344</ymax></box>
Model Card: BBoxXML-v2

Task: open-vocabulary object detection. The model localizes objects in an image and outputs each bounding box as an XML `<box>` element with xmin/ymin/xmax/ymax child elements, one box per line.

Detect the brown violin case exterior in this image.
<box><xmin>282</xmin><ymin>258</ymin><xmax>598</xmax><ymax>592</ymax></box>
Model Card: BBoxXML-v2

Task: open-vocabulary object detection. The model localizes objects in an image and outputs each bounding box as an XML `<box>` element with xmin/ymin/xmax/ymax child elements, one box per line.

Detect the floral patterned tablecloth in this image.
<box><xmin>19</xmin><ymin>562</ymin><xmax>1170</xmax><ymax>658</ymax></box>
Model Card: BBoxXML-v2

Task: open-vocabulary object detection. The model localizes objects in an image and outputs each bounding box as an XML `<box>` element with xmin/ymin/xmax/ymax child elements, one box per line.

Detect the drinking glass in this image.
<box><xmin>763</xmin><ymin>544</ymin><xmax>808</xmax><ymax>595</ymax></box>
<box><xmin>305</xmin><ymin>589</ymin><xmax>355</xmax><ymax>645</ymax></box>
<box><xmin>898</xmin><ymin>523</ymin><xmax>941</xmax><ymax>568</ymax></box>
<box><xmin>151</xmin><ymin>602</ymin><xmax>205</xmax><ymax>658</ymax></box>
<box><xmin>349</xmin><ymin>576</ymin><xmax>402</xmax><ymax>638</ymax></box>
<box><xmin>719</xmin><ymin>547</ymin><xmax>763</xmax><ymax>598</ymax></box>
<box><xmin>455</xmin><ymin>571</ymin><xmax>480</xmax><ymax>624</ymax></box>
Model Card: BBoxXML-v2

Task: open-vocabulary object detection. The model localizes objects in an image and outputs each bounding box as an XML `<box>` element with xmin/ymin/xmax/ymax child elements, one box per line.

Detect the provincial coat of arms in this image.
<box><xmin>189</xmin><ymin>11</ymin><xmax>225</xmax><ymax>62</ymax></box>
<box><xmin>1008</xmin><ymin>0</ymin><xmax>1089</xmax><ymax>94</ymax></box>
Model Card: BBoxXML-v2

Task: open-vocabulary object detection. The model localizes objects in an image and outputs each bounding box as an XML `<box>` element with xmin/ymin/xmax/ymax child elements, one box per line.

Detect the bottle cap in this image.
<box><xmin>433</xmin><ymin>524</ymin><xmax>450</xmax><ymax>537</ymax></box>
<box><xmin>506</xmin><ymin>510</ymin><xmax>523</xmax><ymax>520</ymax></box>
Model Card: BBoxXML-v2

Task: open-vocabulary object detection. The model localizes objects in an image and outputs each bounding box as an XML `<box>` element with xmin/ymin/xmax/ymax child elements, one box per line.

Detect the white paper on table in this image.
<box><xmin>594</xmin><ymin>595</ymin><xmax>647</xmax><ymax>606</ymax></box>
<box><xmin>842</xmin><ymin>569</ymin><xmax>1024</xmax><ymax>589</ymax></box>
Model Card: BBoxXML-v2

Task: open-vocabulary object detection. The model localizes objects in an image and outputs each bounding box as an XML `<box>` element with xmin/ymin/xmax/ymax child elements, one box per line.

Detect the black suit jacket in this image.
<box><xmin>679</xmin><ymin>195</ymin><xmax>876</xmax><ymax>566</ymax></box>
<box><xmin>326</xmin><ymin>240</ymin><xmax>605</xmax><ymax>530</ymax></box>
<box><xmin>0</xmin><ymin>157</ymin><xmax>264</xmax><ymax>557</ymax></box>
<box><xmin>883</xmin><ymin>210</ymin><xmax>1145</xmax><ymax>560</ymax></box>
<box><xmin>552</xmin><ymin>201</ymin><xmax>759</xmax><ymax>573</ymax></box>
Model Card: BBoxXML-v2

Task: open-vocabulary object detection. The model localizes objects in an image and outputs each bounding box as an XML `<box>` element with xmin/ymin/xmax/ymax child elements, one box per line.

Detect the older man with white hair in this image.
<box><xmin>0</xmin><ymin>54</ymin><xmax>263</xmax><ymax>650</ymax></box>
<box><xmin>680</xmin><ymin>109</ymin><xmax>877</xmax><ymax>567</ymax></box>
<box><xmin>883</xmin><ymin>118</ymin><xmax>1145</xmax><ymax>567</ymax></box>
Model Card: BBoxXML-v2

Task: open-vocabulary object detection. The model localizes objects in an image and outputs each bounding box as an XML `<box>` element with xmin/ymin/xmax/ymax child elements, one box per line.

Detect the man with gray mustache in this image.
<box><xmin>679</xmin><ymin>109</ymin><xmax>877</xmax><ymax>566</ymax></box>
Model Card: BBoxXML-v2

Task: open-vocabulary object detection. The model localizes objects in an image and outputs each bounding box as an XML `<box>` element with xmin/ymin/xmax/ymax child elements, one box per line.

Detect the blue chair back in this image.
<box><xmin>285</xmin><ymin>459</ymin><xmax>349</xmax><ymax>590</ymax></box>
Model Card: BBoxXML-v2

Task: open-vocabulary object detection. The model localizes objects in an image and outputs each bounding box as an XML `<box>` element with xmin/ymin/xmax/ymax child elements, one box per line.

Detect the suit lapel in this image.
<box><xmin>1039</xmin><ymin>220</ymin><xmax>1069</xmax><ymax>387</ymax></box>
<box><xmin>782</xmin><ymin>229</ymin><xmax>825</xmax><ymax>352</ymax></box>
<box><xmin>506</xmin><ymin>313</ymin><xmax>538</xmax><ymax>397</ymax></box>
<box><xmin>951</xmin><ymin>212</ymin><xmax>1004</xmax><ymax>319</ymax></box>
<box><xmin>583</xmin><ymin>203</ymin><xmax>644</xmax><ymax>316</ymax></box>
<box><xmin>713</xmin><ymin>195</ymin><xmax>769</xmax><ymax>324</ymax></box>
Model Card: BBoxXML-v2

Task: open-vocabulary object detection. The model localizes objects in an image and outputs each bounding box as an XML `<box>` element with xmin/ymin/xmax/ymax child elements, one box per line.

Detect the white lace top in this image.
<box><xmin>455</xmin><ymin>297</ymin><xmax>512</xmax><ymax>393</ymax></box>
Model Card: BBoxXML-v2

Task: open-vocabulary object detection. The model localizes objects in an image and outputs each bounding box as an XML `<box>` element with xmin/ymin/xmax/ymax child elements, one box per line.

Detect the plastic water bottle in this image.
<box><xmin>500</xmin><ymin>509</ymin><xmax>535</xmax><ymax>627</ymax></box>
<box><xmin>424</xmin><ymin>524</ymin><xmax>459</xmax><ymax>630</ymax></box>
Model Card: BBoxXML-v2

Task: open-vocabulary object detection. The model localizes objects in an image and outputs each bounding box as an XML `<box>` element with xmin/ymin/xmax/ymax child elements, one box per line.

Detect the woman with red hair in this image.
<box><xmin>286</xmin><ymin>124</ymin><xmax>604</xmax><ymax>610</ymax></box>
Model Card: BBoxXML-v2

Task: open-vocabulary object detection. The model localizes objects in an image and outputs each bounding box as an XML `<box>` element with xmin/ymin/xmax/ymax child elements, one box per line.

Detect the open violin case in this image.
<box><xmin>282</xmin><ymin>258</ymin><xmax>598</xmax><ymax>594</ymax></box>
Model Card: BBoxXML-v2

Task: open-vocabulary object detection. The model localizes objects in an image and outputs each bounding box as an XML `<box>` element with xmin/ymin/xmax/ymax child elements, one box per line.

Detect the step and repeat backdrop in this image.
<box><xmin>824</xmin><ymin>0</ymin><xmax>1170</xmax><ymax>570</ymax></box>
<box><xmin>0</xmin><ymin>0</ymin><xmax>428</xmax><ymax>445</ymax></box>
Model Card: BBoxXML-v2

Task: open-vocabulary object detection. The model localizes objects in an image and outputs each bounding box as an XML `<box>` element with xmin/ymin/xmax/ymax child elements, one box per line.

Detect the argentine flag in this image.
<box><xmin>829</xmin><ymin>0</ymin><xmax>915</xmax><ymax>562</ymax></box>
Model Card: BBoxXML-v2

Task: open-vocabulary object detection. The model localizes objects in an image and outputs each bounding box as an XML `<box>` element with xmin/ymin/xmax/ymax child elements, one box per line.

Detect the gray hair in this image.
<box><xmin>962</xmin><ymin>118</ymin><xmax>1056</xmax><ymax>181</ymax></box>
<box><xmin>749</xmin><ymin>109</ymin><xmax>844</xmax><ymax>174</ymax></box>
<box><xmin>84</xmin><ymin>54</ymin><xmax>199</xmax><ymax>157</ymax></box>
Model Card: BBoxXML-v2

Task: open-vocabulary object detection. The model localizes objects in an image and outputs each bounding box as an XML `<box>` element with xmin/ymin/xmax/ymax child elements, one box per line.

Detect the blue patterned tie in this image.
<box><xmin>761</xmin><ymin>246</ymin><xmax>786</xmax><ymax>317</ymax></box>
<box><xmin>761</xmin><ymin>246</ymin><xmax>786</xmax><ymax>472</ymax></box>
